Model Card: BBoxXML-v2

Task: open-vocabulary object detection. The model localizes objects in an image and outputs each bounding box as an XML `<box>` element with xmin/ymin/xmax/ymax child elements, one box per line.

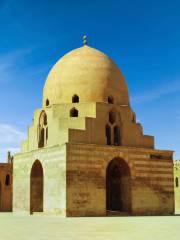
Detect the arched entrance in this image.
<box><xmin>30</xmin><ymin>160</ymin><xmax>44</xmax><ymax>213</ymax></box>
<box><xmin>106</xmin><ymin>158</ymin><xmax>131</xmax><ymax>213</ymax></box>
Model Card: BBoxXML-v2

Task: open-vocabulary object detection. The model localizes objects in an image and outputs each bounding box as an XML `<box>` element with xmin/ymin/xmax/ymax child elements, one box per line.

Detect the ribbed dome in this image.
<box><xmin>43</xmin><ymin>45</ymin><xmax>129</xmax><ymax>106</ymax></box>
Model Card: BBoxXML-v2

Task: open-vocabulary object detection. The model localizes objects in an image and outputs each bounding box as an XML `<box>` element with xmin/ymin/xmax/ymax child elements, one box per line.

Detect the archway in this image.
<box><xmin>106</xmin><ymin>158</ymin><xmax>131</xmax><ymax>212</ymax></box>
<box><xmin>30</xmin><ymin>160</ymin><xmax>44</xmax><ymax>213</ymax></box>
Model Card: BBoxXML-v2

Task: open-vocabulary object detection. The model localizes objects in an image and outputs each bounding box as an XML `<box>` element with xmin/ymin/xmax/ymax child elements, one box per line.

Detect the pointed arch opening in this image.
<box><xmin>38</xmin><ymin>111</ymin><xmax>48</xmax><ymax>148</ymax></box>
<box><xmin>70</xmin><ymin>107</ymin><xmax>78</xmax><ymax>117</ymax></box>
<box><xmin>5</xmin><ymin>174</ymin><xmax>10</xmax><ymax>186</ymax></box>
<box><xmin>106</xmin><ymin>158</ymin><xmax>131</xmax><ymax>212</ymax></box>
<box><xmin>30</xmin><ymin>160</ymin><xmax>44</xmax><ymax>213</ymax></box>
<box><xmin>72</xmin><ymin>94</ymin><xmax>79</xmax><ymax>103</ymax></box>
<box><xmin>108</xmin><ymin>96</ymin><xmax>114</xmax><ymax>104</ymax></box>
<box><xmin>46</xmin><ymin>99</ymin><xmax>50</xmax><ymax>107</ymax></box>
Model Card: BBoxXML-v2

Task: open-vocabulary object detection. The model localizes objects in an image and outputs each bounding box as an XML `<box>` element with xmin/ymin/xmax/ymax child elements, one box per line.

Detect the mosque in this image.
<box><xmin>0</xmin><ymin>37</ymin><xmax>174</xmax><ymax>216</ymax></box>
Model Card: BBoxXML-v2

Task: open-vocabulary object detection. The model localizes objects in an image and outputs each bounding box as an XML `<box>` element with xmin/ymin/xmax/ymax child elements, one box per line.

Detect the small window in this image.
<box><xmin>46</xmin><ymin>99</ymin><xmax>49</xmax><ymax>106</ymax></box>
<box><xmin>70</xmin><ymin>108</ymin><xmax>78</xmax><ymax>117</ymax></box>
<box><xmin>38</xmin><ymin>111</ymin><xmax>48</xmax><ymax>148</ymax></box>
<box><xmin>176</xmin><ymin>177</ymin><xmax>179</xmax><ymax>187</ymax></box>
<box><xmin>109</xmin><ymin>111</ymin><xmax>116</xmax><ymax>124</ymax></box>
<box><xmin>5</xmin><ymin>174</ymin><xmax>10</xmax><ymax>186</ymax></box>
<box><xmin>108</xmin><ymin>96</ymin><xmax>114</xmax><ymax>104</ymax></box>
<box><xmin>72</xmin><ymin>94</ymin><xmax>79</xmax><ymax>103</ymax></box>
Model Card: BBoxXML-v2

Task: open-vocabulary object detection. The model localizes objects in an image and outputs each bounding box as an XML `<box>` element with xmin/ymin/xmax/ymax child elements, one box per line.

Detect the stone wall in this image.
<box><xmin>13</xmin><ymin>145</ymin><xmax>66</xmax><ymax>215</ymax></box>
<box><xmin>66</xmin><ymin>143</ymin><xmax>174</xmax><ymax>216</ymax></box>
<box><xmin>0</xmin><ymin>163</ymin><xmax>12</xmax><ymax>212</ymax></box>
<box><xmin>174</xmin><ymin>160</ymin><xmax>180</xmax><ymax>212</ymax></box>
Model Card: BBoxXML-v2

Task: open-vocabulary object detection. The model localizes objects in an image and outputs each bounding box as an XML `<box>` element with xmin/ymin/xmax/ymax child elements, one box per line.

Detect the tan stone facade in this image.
<box><xmin>174</xmin><ymin>160</ymin><xmax>180</xmax><ymax>211</ymax></box>
<box><xmin>66</xmin><ymin>143</ymin><xmax>174</xmax><ymax>216</ymax></box>
<box><xmin>1</xmin><ymin>44</ymin><xmax>175</xmax><ymax>216</ymax></box>
<box><xmin>0</xmin><ymin>163</ymin><xmax>12</xmax><ymax>212</ymax></box>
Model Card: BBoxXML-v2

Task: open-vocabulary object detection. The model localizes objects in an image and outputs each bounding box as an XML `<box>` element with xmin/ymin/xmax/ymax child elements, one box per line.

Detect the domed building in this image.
<box><xmin>12</xmin><ymin>41</ymin><xmax>174</xmax><ymax>216</ymax></box>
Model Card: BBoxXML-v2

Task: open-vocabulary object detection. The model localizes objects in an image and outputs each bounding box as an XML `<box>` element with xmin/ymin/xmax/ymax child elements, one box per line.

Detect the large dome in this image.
<box><xmin>43</xmin><ymin>45</ymin><xmax>129</xmax><ymax>106</ymax></box>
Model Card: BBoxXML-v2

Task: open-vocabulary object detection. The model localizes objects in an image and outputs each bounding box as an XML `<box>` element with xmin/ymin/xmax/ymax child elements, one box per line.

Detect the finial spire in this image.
<box><xmin>83</xmin><ymin>35</ymin><xmax>87</xmax><ymax>46</ymax></box>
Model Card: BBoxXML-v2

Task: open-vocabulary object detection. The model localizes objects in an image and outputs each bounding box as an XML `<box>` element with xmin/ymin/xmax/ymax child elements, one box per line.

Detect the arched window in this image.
<box><xmin>38</xmin><ymin>111</ymin><xmax>48</xmax><ymax>148</ymax></box>
<box><xmin>46</xmin><ymin>99</ymin><xmax>49</xmax><ymax>106</ymax></box>
<box><xmin>70</xmin><ymin>108</ymin><xmax>78</xmax><ymax>117</ymax></box>
<box><xmin>72</xmin><ymin>94</ymin><xmax>79</xmax><ymax>103</ymax></box>
<box><xmin>114</xmin><ymin>126</ymin><xmax>121</xmax><ymax>146</ymax></box>
<box><xmin>106</xmin><ymin>124</ymin><xmax>111</xmax><ymax>145</ymax></box>
<box><xmin>108</xmin><ymin>96</ymin><xmax>114</xmax><ymax>104</ymax></box>
<box><xmin>5</xmin><ymin>174</ymin><xmax>10</xmax><ymax>186</ymax></box>
<box><xmin>176</xmin><ymin>177</ymin><xmax>179</xmax><ymax>187</ymax></box>
<box><xmin>109</xmin><ymin>111</ymin><xmax>116</xmax><ymax>124</ymax></box>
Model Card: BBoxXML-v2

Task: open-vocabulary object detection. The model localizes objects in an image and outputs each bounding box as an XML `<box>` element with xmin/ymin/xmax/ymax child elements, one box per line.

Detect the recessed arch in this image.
<box><xmin>38</xmin><ymin>111</ymin><xmax>48</xmax><ymax>148</ymax></box>
<box><xmin>30</xmin><ymin>160</ymin><xmax>44</xmax><ymax>213</ymax></box>
<box><xmin>70</xmin><ymin>107</ymin><xmax>78</xmax><ymax>117</ymax></box>
<box><xmin>106</xmin><ymin>158</ymin><xmax>131</xmax><ymax>212</ymax></box>
<box><xmin>72</xmin><ymin>94</ymin><xmax>79</xmax><ymax>103</ymax></box>
<box><xmin>46</xmin><ymin>99</ymin><xmax>50</xmax><ymax>106</ymax></box>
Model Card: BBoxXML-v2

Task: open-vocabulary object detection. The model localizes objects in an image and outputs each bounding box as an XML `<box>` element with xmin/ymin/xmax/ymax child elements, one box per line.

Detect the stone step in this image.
<box><xmin>106</xmin><ymin>210</ymin><xmax>129</xmax><ymax>216</ymax></box>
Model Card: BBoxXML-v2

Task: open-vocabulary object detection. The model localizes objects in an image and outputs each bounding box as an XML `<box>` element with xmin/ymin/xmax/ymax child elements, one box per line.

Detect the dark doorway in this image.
<box><xmin>106</xmin><ymin>158</ymin><xmax>131</xmax><ymax>212</ymax></box>
<box><xmin>30</xmin><ymin>160</ymin><xmax>43</xmax><ymax>213</ymax></box>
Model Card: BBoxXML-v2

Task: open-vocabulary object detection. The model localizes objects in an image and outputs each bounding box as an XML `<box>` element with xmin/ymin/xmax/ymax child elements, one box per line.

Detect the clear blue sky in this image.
<box><xmin>0</xmin><ymin>0</ymin><xmax>180</xmax><ymax>161</ymax></box>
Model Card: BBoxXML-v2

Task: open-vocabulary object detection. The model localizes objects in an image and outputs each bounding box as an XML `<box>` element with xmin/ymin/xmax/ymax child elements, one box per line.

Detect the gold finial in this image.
<box><xmin>83</xmin><ymin>35</ymin><xmax>87</xmax><ymax>46</ymax></box>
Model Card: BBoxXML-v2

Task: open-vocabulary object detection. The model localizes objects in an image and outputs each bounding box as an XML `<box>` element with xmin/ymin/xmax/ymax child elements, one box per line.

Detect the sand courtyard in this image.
<box><xmin>0</xmin><ymin>214</ymin><xmax>180</xmax><ymax>240</ymax></box>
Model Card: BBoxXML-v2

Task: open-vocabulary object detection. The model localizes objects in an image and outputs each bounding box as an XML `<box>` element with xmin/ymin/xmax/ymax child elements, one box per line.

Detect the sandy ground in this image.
<box><xmin>0</xmin><ymin>214</ymin><xmax>180</xmax><ymax>240</ymax></box>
